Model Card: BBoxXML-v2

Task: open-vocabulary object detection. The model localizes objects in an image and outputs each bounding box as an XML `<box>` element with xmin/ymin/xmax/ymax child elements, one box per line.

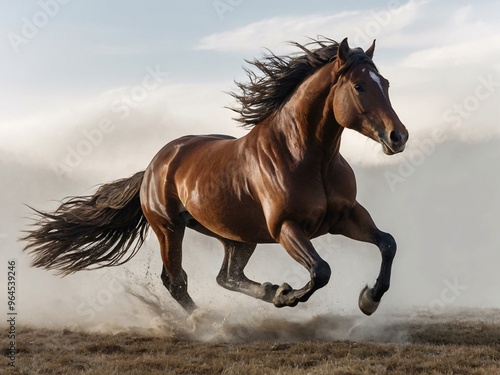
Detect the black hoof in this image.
<box><xmin>259</xmin><ymin>282</ymin><xmax>279</xmax><ymax>303</ymax></box>
<box><xmin>273</xmin><ymin>283</ymin><xmax>295</xmax><ymax>308</ymax></box>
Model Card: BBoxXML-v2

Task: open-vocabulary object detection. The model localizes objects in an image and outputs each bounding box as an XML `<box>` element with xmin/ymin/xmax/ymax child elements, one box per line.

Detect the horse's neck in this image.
<box><xmin>269</xmin><ymin>63</ymin><xmax>343</xmax><ymax>161</ymax></box>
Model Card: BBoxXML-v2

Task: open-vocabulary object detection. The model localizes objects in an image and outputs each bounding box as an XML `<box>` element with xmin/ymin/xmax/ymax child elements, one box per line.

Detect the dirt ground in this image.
<box><xmin>3</xmin><ymin>310</ymin><xmax>500</xmax><ymax>375</ymax></box>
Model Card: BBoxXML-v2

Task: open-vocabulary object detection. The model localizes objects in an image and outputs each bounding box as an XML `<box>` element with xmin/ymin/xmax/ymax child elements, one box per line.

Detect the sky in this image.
<box><xmin>1</xmin><ymin>0</ymin><xmax>500</xmax><ymax>168</ymax></box>
<box><xmin>1</xmin><ymin>0</ymin><xmax>500</xmax><ymax>333</ymax></box>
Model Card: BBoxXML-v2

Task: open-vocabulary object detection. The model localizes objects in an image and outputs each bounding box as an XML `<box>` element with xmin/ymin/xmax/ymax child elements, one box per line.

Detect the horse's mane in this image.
<box><xmin>230</xmin><ymin>37</ymin><xmax>375</xmax><ymax>128</ymax></box>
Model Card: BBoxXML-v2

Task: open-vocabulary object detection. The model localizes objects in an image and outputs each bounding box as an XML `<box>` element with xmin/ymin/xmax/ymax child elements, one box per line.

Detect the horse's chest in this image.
<box><xmin>321</xmin><ymin>159</ymin><xmax>357</xmax><ymax>228</ymax></box>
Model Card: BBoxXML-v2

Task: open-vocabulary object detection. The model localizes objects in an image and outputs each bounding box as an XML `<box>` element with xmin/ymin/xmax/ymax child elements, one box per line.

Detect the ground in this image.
<box><xmin>3</xmin><ymin>310</ymin><xmax>500</xmax><ymax>374</ymax></box>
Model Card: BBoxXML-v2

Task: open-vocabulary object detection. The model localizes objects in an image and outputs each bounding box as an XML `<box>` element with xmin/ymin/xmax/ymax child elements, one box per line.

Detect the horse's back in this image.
<box><xmin>146</xmin><ymin>133</ymin><xmax>235</xmax><ymax>168</ymax></box>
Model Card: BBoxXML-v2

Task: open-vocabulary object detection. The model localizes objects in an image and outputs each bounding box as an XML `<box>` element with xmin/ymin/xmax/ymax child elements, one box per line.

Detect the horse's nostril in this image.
<box><xmin>390</xmin><ymin>131</ymin><xmax>401</xmax><ymax>145</ymax></box>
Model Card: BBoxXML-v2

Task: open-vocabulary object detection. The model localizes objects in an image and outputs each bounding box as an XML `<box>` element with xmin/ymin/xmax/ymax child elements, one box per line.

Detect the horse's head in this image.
<box><xmin>332</xmin><ymin>38</ymin><xmax>408</xmax><ymax>155</ymax></box>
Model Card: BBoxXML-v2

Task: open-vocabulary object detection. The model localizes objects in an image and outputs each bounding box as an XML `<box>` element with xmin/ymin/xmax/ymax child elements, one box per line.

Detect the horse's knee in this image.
<box><xmin>377</xmin><ymin>232</ymin><xmax>397</xmax><ymax>260</ymax></box>
<box><xmin>216</xmin><ymin>272</ymin><xmax>229</xmax><ymax>289</ymax></box>
<box><xmin>312</xmin><ymin>260</ymin><xmax>331</xmax><ymax>289</ymax></box>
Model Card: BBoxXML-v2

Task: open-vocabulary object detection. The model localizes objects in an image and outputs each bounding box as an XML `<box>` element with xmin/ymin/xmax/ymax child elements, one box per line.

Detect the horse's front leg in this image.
<box><xmin>333</xmin><ymin>202</ymin><xmax>397</xmax><ymax>315</ymax></box>
<box><xmin>273</xmin><ymin>220</ymin><xmax>331</xmax><ymax>307</ymax></box>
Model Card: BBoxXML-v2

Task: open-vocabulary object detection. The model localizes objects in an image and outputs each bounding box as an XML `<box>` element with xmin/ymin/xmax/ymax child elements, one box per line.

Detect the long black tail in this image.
<box><xmin>22</xmin><ymin>171</ymin><xmax>149</xmax><ymax>275</ymax></box>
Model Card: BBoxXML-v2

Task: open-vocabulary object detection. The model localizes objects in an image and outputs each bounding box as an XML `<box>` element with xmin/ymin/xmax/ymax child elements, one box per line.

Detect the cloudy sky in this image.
<box><xmin>1</xmin><ymin>0</ymin><xmax>500</xmax><ymax>330</ymax></box>
<box><xmin>1</xmin><ymin>0</ymin><xmax>499</xmax><ymax>167</ymax></box>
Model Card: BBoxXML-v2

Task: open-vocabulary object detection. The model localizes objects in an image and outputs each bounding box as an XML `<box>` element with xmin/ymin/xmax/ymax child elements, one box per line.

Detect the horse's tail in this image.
<box><xmin>22</xmin><ymin>171</ymin><xmax>149</xmax><ymax>276</ymax></box>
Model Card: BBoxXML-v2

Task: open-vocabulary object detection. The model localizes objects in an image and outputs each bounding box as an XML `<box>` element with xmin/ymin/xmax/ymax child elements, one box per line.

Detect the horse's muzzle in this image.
<box><xmin>381</xmin><ymin>129</ymin><xmax>408</xmax><ymax>155</ymax></box>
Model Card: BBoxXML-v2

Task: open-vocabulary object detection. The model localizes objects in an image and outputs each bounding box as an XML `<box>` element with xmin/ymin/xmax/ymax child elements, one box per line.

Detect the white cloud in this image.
<box><xmin>195</xmin><ymin>1</ymin><xmax>429</xmax><ymax>53</ymax></box>
<box><xmin>196</xmin><ymin>12</ymin><xmax>359</xmax><ymax>53</ymax></box>
<box><xmin>386</xmin><ymin>2</ymin><xmax>500</xmax><ymax>50</ymax></box>
<box><xmin>401</xmin><ymin>35</ymin><xmax>500</xmax><ymax>69</ymax></box>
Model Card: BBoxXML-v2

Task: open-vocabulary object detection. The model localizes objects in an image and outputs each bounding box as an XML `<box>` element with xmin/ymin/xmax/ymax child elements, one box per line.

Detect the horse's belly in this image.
<box><xmin>185</xmin><ymin>197</ymin><xmax>274</xmax><ymax>243</ymax></box>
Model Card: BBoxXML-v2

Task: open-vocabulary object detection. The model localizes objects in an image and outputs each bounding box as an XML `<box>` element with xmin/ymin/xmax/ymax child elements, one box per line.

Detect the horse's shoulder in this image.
<box><xmin>327</xmin><ymin>153</ymin><xmax>355</xmax><ymax>178</ymax></box>
<box><xmin>323</xmin><ymin>153</ymin><xmax>357</xmax><ymax>202</ymax></box>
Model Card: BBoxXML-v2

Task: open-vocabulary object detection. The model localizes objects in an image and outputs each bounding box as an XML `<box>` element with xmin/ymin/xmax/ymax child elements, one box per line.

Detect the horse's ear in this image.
<box><xmin>338</xmin><ymin>38</ymin><xmax>350</xmax><ymax>63</ymax></box>
<box><xmin>365</xmin><ymin>40</ymin><xmax>376</xmax><ymax>59</ymax></box>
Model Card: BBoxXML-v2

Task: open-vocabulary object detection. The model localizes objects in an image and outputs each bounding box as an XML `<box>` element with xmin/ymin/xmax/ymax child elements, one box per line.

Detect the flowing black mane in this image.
<box><xmin>230</xmin><ymin>37</ymin><xmax>376</xmax><ymax>128</ymax></box>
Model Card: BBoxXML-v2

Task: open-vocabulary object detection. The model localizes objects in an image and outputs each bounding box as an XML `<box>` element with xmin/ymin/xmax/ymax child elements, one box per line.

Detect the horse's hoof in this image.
<box><xmin>273</xmin><ymin>282</ymin><xmax>293</xmax><ymax>308</ymax></box>
<box><xmin>358</xmin><ymin>285</ymin><xmax>379</xmax><ymax>316</ymax></box>
<box><xmin>259</xmin><ymin>282</ymin><xmax>279</xmax><ymax>302</ymax></box>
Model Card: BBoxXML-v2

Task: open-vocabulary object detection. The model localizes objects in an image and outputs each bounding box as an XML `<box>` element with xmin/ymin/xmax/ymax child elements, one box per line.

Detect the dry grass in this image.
<box><xmin>3</xmin><ymin>318</ymin><xmax>500</xmax><ymax>374</ymax></box>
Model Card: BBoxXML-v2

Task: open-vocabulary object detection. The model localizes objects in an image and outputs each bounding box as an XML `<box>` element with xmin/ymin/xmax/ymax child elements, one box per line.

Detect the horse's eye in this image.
<box><xmin>354</xmin><ymin>84</ymin><xmax>364</xmax><ymax>92</ymax></box>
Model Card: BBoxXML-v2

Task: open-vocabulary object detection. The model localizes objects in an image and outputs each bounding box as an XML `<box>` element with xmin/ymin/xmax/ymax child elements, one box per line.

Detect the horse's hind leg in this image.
<box><xmin>153</xmin><ymin>223</ymin><xmax>197</xmax><ymax>313</ymax></box>
<box><xmin>160</xmin><ymin>266</ymin><xmax>188</xmax><ymax>298</ymax></box>
<box><xmin>216</xmin><ymin>239</ymin><xmax>279</xmax><ymax>303</ymax></box>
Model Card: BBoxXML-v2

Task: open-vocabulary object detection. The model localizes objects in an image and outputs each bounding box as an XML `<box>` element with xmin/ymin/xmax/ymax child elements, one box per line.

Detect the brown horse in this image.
<box><xmin>23</xmin><ymin>38</ymin><xmax>408</xmax><ymax>316</ymax></box>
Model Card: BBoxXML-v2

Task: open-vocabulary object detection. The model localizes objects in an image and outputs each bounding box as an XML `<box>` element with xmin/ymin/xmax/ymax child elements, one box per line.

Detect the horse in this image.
<box><xmin>23</xmin><ymin>38</ymin><xmax>408</xmax><ymax>316</ymax></box>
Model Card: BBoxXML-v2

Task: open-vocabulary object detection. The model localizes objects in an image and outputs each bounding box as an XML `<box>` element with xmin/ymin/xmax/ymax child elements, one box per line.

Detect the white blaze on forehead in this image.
<box><xmin>368</xmin><ymin>70</ymin><xmax>387</xmax><ymax>99</ymax></box>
